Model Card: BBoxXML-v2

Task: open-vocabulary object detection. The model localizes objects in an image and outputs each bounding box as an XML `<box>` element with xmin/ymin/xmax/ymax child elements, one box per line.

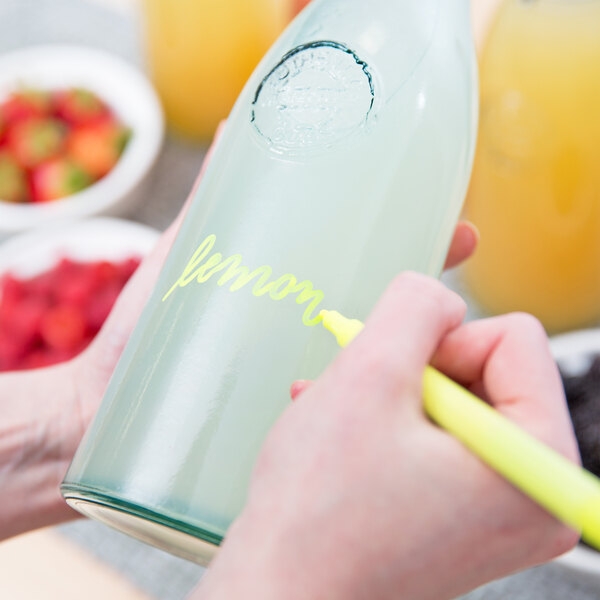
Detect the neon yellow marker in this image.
<box><xmin>320</xmin><ymin>309</ymin><xmax>600</xmax><ymax>550</ymax></box>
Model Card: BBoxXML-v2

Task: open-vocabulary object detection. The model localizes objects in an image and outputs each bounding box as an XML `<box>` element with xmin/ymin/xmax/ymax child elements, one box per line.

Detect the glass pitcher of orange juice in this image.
<box><xmin>464</xmin><ymin>0</ymin><xmax>600</xmax><ymax>333</ymax></box>
<box><xmin>141</xmin><ymin>0</ymin><xmax>291</xmax><ymax>141</ymax></box>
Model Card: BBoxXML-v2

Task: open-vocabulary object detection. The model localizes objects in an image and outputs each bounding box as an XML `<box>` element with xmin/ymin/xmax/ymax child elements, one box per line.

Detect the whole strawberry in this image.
<box><xmin>0</xmin><ymin>89</ymin><xmax>52</xmax><ymax>123</ymax></box>
<box><xmin>53</xmin><ymin>88</ymin><xmax>109</xmax><ymax>126</ymax></box>
<box><xmin>0</xmin><ymin>151</ymin><xmax>30</xmax><ymax>203</ymax></box>
<box><xmin>31</xmin><ymin>158</ymin><xmax>91</xmax><ymax>202</ymax></box>
<box><xmin>0</xmin><ymin>113</ymin><xmax>6</xmax><ymax>146</ymax></box>
<box><xmin>8</xmin><ymin>117</ymin><xmax>66</xmax><ymax>168</ymax></box>
<box><xmin>39</xmin><ymin>304</ymin><xmax>87</xmax><ymax>352</ymax></box>
<box><xmin>67</xmin><ymin>119</ymin><xmax>131</xmax><ymax>178</ymax></box>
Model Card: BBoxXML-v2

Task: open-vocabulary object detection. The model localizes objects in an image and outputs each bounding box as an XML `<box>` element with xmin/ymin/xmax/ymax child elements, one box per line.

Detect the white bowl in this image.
<box><xmin>551</xmin><ymin>328</ymin><xmax>600</xmax><ymax>579</ymax></box>
<box><xmin>0</xmin><ymin>44</ymin><xmax>164</xmax><ymax>237</ymax></box>
<box><xmin>0</xmin><ymin>217</ymin><xmax>160</xmax><ymax>279</ymax></box>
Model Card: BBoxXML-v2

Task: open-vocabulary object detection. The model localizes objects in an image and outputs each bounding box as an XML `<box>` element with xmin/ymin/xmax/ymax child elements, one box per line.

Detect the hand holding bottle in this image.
<box><xmin>196</xmin><ymin>274</ymin><xmax>579</xmax><ymax>600</ymax></box>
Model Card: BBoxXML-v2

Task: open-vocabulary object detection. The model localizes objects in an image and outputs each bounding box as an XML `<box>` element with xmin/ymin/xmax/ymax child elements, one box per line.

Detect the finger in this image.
<box><xmin>431</xmin><ymin>313</ymin><xmax>553</xmax><ymax>395</ymax></box>
<box><xmin>338</xmin><ymin>272</ymin><xmax>466</xmax><ymax>401</ymax></box>
<box><xmin>443</xmin><ymin>221</ymin><xmax>479</xmax><ymax>270</ymax></box>
<box><xmin>431</xmin><ymin>314</ymin><xmax>579</xmax><ymax>459</ymax></box>
<box><xmin>290</xmin><ymin>380</ymin><xmax>313</xmax><ymax>400</ymax></box>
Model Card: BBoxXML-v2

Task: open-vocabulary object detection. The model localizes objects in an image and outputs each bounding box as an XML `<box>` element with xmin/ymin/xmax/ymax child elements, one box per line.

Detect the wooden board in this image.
<box><xmin>0</xmin><ymin>528</ymin><xmax>151</xmax><ymax>600</ymax></box>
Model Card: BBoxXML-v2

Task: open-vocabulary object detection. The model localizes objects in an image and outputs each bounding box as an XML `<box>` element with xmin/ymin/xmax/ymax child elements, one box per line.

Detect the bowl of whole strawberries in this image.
<box><xmin>0</xmin><ymin>45</ymin><xmax>164</xmax><ymax>237</ymax></box>
<box><xmin>0</xmin><ymin>217</ymin><xmax>159</xmax><ymax>371</ymax></box>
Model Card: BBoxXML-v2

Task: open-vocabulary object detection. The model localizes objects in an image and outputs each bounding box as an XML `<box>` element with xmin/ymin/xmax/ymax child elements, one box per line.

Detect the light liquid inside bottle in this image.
<box><xmin>64</xmin><ymin>0</ymin><xmax>477</xmax><ymax>550</ymax></box>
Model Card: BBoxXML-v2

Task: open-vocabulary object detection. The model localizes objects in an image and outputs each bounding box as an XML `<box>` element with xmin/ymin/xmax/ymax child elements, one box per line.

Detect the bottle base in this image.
<box><xmin>61</xmin><ymin>484</ymin><xmax>221</xmax><ymax>565</ymax></box>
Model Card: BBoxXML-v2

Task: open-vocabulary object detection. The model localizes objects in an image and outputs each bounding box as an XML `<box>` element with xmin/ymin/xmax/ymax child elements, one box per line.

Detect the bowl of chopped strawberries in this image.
<box><xmin>0</xmin><ymin>45</ymin><xmax>164</xmax><ymax>237</ymax></box>
<box><xmin>0</xmin><ymin>217</ymin><xmax>159</xmax><ymax>371</ymax></box>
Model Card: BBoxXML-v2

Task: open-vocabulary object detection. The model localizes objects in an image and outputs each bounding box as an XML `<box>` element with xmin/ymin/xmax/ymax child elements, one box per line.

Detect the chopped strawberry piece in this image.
<box><xmin>30</xmin><ymin>158</ymin><xmax>92</xmax><ymax>202</ymax></box>
<box><xmin>7</xmin><ymin>296</ymin><xmax>47</xmax><ymax>346</ymax></box>
<box><xmin>0</xmin><ymin>151</ymin><xmax>30</xmax><ymax>203</ymax></box>
<box><xmin>56</xmin><ymin>269</ymin><xmax>97</xmax><ymax>308</ymax></box>
<box><xmin>0</xmin><ymin>333</ymin><xmax>28</xmax><ymax>371</ymax></box>
<box><xmin>50</xmin><ymin>258</ymin><xmax>91</xmax><ymax>300</ymax></box>
<box><xmin>7</xmin><ymin>117</ymin><xmax>66</xmax><ymax>168</ymax></box>
<box><xmin>0</xmin><ymin>114</ymin><xmax>6</xmax><ymax>146</ymax></box>
<box><xmin>53</xmin><ymin>88</ymin><xmax>109</xmax><ymax>125</ymax></box>
<box><xmin>26</xmin><ymin>269</ymin><xmax>57</xmax><ymax>298</ymax></box>
<box><xmin>0</xmin><ymin>296</ymin><xmax>46</xmax><ymax>368</ymax></box>
<box><xmin>119</xmin><ymin>257</ymin><xmax>142</xmax><ymax>282</ymax></box>
<box><xmin>0</xmin><ymin>89</ymin><xmax>52</xmax><ymax>123</ymax></box>
<box><xmin>21</xmin><ymin>349</ymin><xmax>57</xmax><ymax>370</ymax></box>
<box><xmin>54</xmin><ymin>257</ymin><xmax>83</xmax><ymax>281</ymax></box>
<box><xmin>21</xmin><ymin>347</ymin><xmax>81</xmax><ymax>371</ymax></box>
<box><xmin>67</xmin><ymin>120</ymin><xmax>131</xmax><ymax>178</ymax></box>
<box><xmin>0</xmin><ymin>273</ymin><xmax>26</xmax><ymax>306</ymax></box>
<box><xmin>85</xmin><ymin>284</ymin><xmax>122</xmax><ymax>333</ymax></box>
<box><xmin>40</xmin><ymin>304</ymin><xmax>87</xmax><ymax>351</ymax></box>
<box><xmin>91</xmin><ymin>260</ymin><xmax>121</xmax><ymax>286</ymax></box>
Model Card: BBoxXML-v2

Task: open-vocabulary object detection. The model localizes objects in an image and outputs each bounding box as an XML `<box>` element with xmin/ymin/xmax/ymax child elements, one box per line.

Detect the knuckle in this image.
<box><xmin>355</xmin><ymin>343</ymin><xmax>398</xmax><ymax>383</ymax></box>
<box><xmin>505</xmin><ymin>312</ymin><xmax>548</xmax><ymax>341</ymax></box>
<box><xmin>519</xmin><ymin>415</ymin><xmax>579</xmax><ymax>466</ymax></box>
<box><xmin>551</xmin><ymin>526</ymin><xmax>580</xmax><ymax>557</ymax></box>
<box><xmin>534</xmin><ymin>522</ymin><xmax>580</xmax><ymax>561</ymax></box>
<box><xmin>390</xmin><ymin>271</ymin><xmax>443</xmax><ymax>296</ymax></box>
<box><xmin>519</xmin><ymin>517</ymin><xmax>579</xmax><ymax>564</ymax></box>
<box><xmin>343</xmin><ymin>342</ymin><xmax>414</xmax><ymax>401</ymax></box>
<box><xmin>521</xmin><ymin>413</ymin><xmax>556</xmax><ymax>444</ymax></box>
<box><xmin>389</xmin><ymin>272</ymin><xmax>466</xmax><ymax>319</ymax></box>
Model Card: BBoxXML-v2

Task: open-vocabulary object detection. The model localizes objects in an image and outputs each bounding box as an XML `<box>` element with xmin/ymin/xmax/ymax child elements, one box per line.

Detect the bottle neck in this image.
<box><xmin>438</xmin><ymin>0</ymin><xmax>473</xmax><ymax>39</ymax></box>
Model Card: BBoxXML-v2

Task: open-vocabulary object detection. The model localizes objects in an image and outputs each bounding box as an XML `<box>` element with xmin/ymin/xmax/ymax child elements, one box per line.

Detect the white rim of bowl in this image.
<box><xmin>551</xmin><ymin>328</ymin><xmax>600</xmax><ymax>576</ymax></box>
<box><xmin>0</xmin><ymin>44</ymin><xmax>164</xmax><ymax>231</ymax></box>
<box><xmin>0</xmin><ymin>217</ymin><xmax>160</xmax><ymax>279</ymax></box>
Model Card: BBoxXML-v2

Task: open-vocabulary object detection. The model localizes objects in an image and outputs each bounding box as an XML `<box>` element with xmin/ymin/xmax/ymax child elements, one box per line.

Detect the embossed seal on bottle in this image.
<box><xmin>251</xmin><ymin>41</ymin><xmax>375</xmax><ymax>155</ymax></box>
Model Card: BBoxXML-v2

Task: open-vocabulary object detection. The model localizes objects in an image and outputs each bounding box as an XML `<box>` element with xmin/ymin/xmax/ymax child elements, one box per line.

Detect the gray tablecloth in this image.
<box><xmin>1</xmin><ymin>1</ymin><xmax>599</xmax><ymax>598</ymax></box>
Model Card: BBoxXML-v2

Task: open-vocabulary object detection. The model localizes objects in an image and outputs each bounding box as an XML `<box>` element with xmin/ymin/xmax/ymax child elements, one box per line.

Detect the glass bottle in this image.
<box><xmin>464</xmin><ymin>0</ymin><xmax>600</xmax><ymax>333</ymax></box>
<box><xmin>63</xmin><ymin>0</ymin><xmax>478</xmax><ymax>564</ymax></box>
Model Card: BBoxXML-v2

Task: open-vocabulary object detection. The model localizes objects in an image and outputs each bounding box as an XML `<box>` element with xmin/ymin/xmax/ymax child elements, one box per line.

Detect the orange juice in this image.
<box><xmin>142</xmin><ymin>0</ymin><xmax>290</xmax><ymax>141</ymax></box>
<box><xmin>464</xmin><ymin>0</ymin><xmax>600</xmax><ymax>333</ymax></box>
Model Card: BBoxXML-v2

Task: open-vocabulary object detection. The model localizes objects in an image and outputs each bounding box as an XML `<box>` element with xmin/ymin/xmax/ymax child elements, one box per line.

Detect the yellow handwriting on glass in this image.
<box><xmin>162</xmin><ymin>234</ymin><xmax>324</xmax><ymax>327</ymax></box>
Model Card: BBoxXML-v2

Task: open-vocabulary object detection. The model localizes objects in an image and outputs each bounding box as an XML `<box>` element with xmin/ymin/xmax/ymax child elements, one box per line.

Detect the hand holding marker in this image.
<box><xmin>319</xmin><ymin>309</ymin><xmax>600</xmax><ymax>549</ymax></box>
